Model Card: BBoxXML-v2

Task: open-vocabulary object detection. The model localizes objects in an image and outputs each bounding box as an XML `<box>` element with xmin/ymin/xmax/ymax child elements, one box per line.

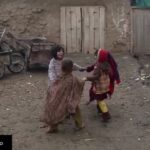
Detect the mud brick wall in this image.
<box><xmin>0</xmin><ymin>0</ymin><xmax>131</xmax><ymax>52</ymax></box>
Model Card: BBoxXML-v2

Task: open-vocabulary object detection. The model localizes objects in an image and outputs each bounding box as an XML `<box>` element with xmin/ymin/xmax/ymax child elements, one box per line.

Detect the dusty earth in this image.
<box><xmin>0</xmin><ymin>52</ymin><xmax>150</xmax><ymax>150</ymax></box>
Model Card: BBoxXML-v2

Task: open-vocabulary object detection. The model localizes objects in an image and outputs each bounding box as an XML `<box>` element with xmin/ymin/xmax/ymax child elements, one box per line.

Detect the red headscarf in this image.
<box><xmin>97</xmin><ymin>48</ymin><xmax>121</xmax><ymax>95</ymax></box>
<box><xmin>97</xmin><ymin>48</ymin><xmax>109</xmax><ymax>63</ymax></box>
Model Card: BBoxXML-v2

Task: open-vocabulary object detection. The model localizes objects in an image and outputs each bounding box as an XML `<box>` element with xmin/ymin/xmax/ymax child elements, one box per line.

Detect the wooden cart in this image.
<box><xmin>18</xmin><ymin>38</ymin><xmax>56</xmax><ymax>69</ymax></box>
<box><xmin>0</xmin><ymin>29</ymin><xmax>26</xmax><ymax>79</ymax></box>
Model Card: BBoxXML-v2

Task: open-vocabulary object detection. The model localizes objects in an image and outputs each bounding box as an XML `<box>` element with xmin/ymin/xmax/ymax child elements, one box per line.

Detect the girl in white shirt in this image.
<box><xmin>48</xmin><ymin>45</ymin><xmax>84</xmax><ymax>86</ymax></box>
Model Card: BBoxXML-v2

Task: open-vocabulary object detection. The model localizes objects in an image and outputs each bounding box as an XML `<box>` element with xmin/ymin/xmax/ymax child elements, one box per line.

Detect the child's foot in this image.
<box><xmin>40</xmin><ymin>124</ymin><xmax>48</xmax><ymax>128</ymax></box>
<box><xmin>85</xmin><ymin>101</ymin><xmax>90</xmax><ymax>105</ymax></box>
<box><xmin>102</xmin><ymin>117</ymin><xmax>111</xmax><ymax>123</ymax></box>
<box><xmin>46</xmin><ymin>127</ymin><xmax>58</xmax><ymax>134</ymax></box>
<box><xmin>74</xmin><ymin>124</ymin><xmax>85</xmax><ymax>131</ymax></box>
<box><xmin>97</xmin><ymin>105</ymin><xmax>102</xmax><ymax>114</ymax></box>
<box><xmin>102</xmin><ymin>112</ymin><xmax>111</xmax><ymax>123</ymax></box>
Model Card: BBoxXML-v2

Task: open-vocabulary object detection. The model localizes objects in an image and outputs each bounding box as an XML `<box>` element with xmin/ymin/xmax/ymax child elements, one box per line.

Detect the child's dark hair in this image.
<box><xmin>100</xmin><ymin>61</ymin><xmax>110</xmax><ymax>74</ymax></box>
<box><xmin>51</xmin><ymin>45</ymin><xmax>64</xmax><ymax>59</ymax></box>
<box><xmin>61</xmin><ymin>59</ymin><xmax>73</xmax><ymax>73</ymax></box>
<box><xmin>94</xmin><ymin>48</ymin><xmax>99</xmax><ymax>57</ymax></box>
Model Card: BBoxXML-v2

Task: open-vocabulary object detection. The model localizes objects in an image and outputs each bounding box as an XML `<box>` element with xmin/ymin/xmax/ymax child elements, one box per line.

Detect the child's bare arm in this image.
<box><xmin>73</xmin><ymin>63</ymin><xmax>86</xmax><ymax>71</ymax></box>
<box><xmin>85</xmin><ymin>63</ymin><xmax>101</xmax><ymax>81</ymax></box>
<box><xmin>86</xmin><ymin>63</ymin><xmax>95</xmax><ymax>72</ymax></box>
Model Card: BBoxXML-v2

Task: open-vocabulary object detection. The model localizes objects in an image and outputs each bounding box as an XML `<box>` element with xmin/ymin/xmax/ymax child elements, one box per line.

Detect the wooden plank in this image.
<box><xmin>147</xmin><ymin>12</ymin><xmax>150</xmax><ymax>53</ymax></box>
<box><xmin>71</xmin><ymin>7</ymin><xmax>77</xmax><ymax>53</ymax></box>
<box><xmin>60</xmin><ymin>6</ymin><xmax>105</xmax><ymax>54</ymax></box>
<box><xmin>133</xmin><ymin>9</ymin><xmax>138</xmax><ymax>53</ymax></box>
<box><xmin>140</xmin><ymin>10</ymin><xmax>146</xmax><ymax>52</ymax></box>
<box><xmin>137</xmin><ymin>10</ymin><xmax>143</xmax><ymax>53</ymax></box>
<box><xmin>136</xmin><ymin>9</ymin><xmax>141</xmax><ymax>52</ymax></box>
<box><xmin>136</xmin><ymin>10</ymin><xmax>139</xmax><ymax>52</ymax></box>
<box><xmin>131</xmin><ymin>8</ymin><xmax>135</xmax><ymax>54</ymax></box>
<box><xmin>143</xmin><ymin>11</ymin><xmax>147</xmax><ymax>52</ymax></box>
<box><xmin>134</xmin><ymin>9</ymin><xmax>138</xmax><ymax>53</ymax></box>
<box><xmin>144</xmin><ymin>11</ymin><xmax>150</xmax><ymax>52</ymax></box>
<box><xmin>99</xmin><ymin>7</ymin><xmax>105</xmax><ymax>49</ymax></box>
<box><xmin>76</xmin><ymin>7</ymin><xmax>82</xmax><ymax>52</ymax></box>
<box><xmin>60</xmin><ymin>7</ymin><xmax>67</xmax><ymax>52</ymax></box>
<box><xmin>132</xmin><ymin>9</ymin><xmax>150</xmax><ymax>54</ymax></box>
<box><xmin>94</xmin><ymin>6</ymin><xmax>100</xmax><ymax>51</ymax></box>
<box><xmin>89</xmin><ymin>7</ymin><xmax>95</xmax><ymax>53</ymax></box>
<box><xmin>140</xmin><ymin>11</ymin><xmax>144</xmax><ymax>52</ymax></box>
<box><xmin>66</xmin><ymin>7</ymin><xmax>72</xmax><ymax>53</ymax></box>
<box><xmin>82</xmin><ymin>7</ymin><xmax>90</xmax><ymax>53</ymax></box>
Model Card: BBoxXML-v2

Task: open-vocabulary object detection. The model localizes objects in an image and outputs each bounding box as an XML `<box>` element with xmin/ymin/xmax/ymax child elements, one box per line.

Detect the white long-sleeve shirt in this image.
<box><xmin>48</xmin><ymin>58</ymin><xmax>83</xmax><ymax>86</ymax></box>
<box><xmin>48</xmin><ymin>58</ymin><xmax>61</xmax><ymax>86</ymax></box>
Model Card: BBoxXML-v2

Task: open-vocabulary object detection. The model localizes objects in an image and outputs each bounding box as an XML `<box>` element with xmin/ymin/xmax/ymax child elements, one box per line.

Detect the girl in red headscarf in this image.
<box><xmin>84</xmin><ymin>48</ymin><xmax>120</xmax><ymax>122</ymax></box>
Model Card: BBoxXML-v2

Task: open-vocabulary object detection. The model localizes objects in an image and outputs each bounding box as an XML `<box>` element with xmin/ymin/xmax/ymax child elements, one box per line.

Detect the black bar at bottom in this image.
<box><xmin>0</xmin><ymin>135</ymin><xmax>12</xmax><ymax>150</ymax></box>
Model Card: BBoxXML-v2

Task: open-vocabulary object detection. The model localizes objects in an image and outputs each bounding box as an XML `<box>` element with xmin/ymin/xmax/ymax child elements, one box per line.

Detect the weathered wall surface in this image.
<box><xmin>0</xmin><ymin>0</ymin><xmax>131</xmax><ymax>52</ymax></box>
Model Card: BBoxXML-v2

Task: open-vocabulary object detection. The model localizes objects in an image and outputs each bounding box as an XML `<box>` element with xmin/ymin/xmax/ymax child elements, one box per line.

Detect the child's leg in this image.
<box><xmin>96</xmin><ymin>101</ymin><xmax>102</xmax><ymax>114</ymax></box>
<box><xmin>40</xmin><ymin>124</ymin><xmax>48</xmax><ymax>128</ymax></box>
<box><xmin>46</xmin><ymin>124</ymin><xmax>58</xmax><ymax>133</ymax></box>
<box><xmin>97</xmin><ymin>100</ymin><xmax>111</xmax><ymax>122</ymax></box>
<box><xmin>72</xmin><ymin>106</ymin><xmax>84</xmax><ymax>129</ymax></box>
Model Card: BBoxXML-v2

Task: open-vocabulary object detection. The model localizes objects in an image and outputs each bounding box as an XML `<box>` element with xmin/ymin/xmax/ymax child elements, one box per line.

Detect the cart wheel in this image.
<box><xmin>7</xmin><ymin>53</ymin><xmax>25</xmax><ymax>73</ymax></box>
<box><xmin>0</xmin><ymin>62</ymin><xmax>5</xmax><ymax>79</ymax></box>
<box><xmin>26</xmin><ymin>60</ymin><xmax>31</xmax><ymax>71</ymax></box>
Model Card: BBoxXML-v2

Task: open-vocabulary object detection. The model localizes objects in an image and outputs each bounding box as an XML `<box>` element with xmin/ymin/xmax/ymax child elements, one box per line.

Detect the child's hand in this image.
<box><xmin>82</xmin><ymin>77</ymin><xmax>87</xmax><ymax>81</ymax></box>
<box><xmin>79</xmin><ymin>67</ymin><xmax>86</xmax><ymax>72</ymax></box>
<box><xmin>53</xmin><ymin>79</ymin><xmax>59</xmax><ymax>85</ymax></box>
<box><xmin>116</xmin><ymin>80</ymin><xmax>121</xmax><ymax>84</ymax></box>
<box><xmin>85</xmin><ymin>101</ymin><xmax>91</xmax><ymax>105</ymax></box>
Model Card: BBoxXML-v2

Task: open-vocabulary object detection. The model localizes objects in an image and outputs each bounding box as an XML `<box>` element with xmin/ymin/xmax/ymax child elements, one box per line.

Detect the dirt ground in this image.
<box><xmin>0</xmin><ymin>52</ymin><xmax>150</xmax><ymax>150</ymax></box>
